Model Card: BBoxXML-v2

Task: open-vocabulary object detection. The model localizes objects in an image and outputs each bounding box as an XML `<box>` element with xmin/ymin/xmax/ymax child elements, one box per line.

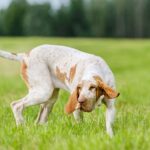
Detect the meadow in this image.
<box><xmin>0</xmin><ymin>37</ymin><xmax>150</xmax><ymax>150</ymax></box>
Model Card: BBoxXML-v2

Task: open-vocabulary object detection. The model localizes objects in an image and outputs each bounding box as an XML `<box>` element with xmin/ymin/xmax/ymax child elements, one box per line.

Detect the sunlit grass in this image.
<box><xmin>0</xmin><ymin>37</ymin><xmax>150</xmax><ymax>150</ymax></box>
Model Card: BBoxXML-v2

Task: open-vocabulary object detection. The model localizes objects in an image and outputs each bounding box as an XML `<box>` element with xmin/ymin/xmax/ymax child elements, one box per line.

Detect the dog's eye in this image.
<box><xmin>89</xmin><ymin>86</ymin><xmax>96</xmax><ymax>90</ymax></box>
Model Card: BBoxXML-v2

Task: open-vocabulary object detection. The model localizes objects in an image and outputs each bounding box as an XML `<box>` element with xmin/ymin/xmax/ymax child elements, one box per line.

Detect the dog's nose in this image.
<box><xmin>78</xmin><ymin>96</ymin><xmax>86</xmax><ymax>103</ymax></box>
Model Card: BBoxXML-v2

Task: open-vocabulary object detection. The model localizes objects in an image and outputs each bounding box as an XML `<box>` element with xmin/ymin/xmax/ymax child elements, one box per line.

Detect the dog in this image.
<box><xmin>0</xmin><ymin>45</ymin><xmax>119</xmax><ymax>137</ymax></box>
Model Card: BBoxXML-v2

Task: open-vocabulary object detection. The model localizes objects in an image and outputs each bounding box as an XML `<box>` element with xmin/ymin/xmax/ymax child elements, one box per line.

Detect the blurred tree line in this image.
<box><xmin>0</xmin><ymin>0</ymin><xmax>149</xmax><ymax>37</ymax></box>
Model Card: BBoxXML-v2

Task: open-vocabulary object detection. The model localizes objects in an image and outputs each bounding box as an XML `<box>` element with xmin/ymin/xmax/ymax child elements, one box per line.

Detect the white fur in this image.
<box><xmin>0</xmin><ymin>49</ymin><xmax>24</xmax><ymax>61</ymax></box>
<box><xmin>0</xmin><ymin>45</ymin><xmax>117</xmax><ymax>137</ymax></box>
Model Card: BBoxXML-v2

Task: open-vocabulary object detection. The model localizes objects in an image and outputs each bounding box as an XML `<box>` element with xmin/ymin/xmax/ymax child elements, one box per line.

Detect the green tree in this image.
<box><xmin>69</xmin><ymin>0</ymin><xmax>91</xmax><ymax>36</ymax></box>
<box><xmin>0</xmin><ymin>0</ymin><xmax>149</xmax><ymax>37</ymax></box>
<box><xmin>52</xmin><ymin>5</ymin><xmax>72</xmax><ymax>36</ymax></box>
<box><xmin>23</xmin><ymin>3</ymin><xmax>53</xmax><ymax>36</ymax></box>
<box><xmin>0</xmin><ymin>10</ymin><xmax>5</xmax><ymax>35</ymax></box>
<box><xmin>103</xmin><ymin>0</ymin><xmax>116</xmax><ymax>37</ymax></box>
<box><xmin>86</xmin><ymin>0</ymin><xmax>107</xmax><ymax>37</ymax></box>
<box><xmin>143</xmin><ymin>0</ymin><xmax>150</xmax><ymax>37</ymax></box>
<box><xmin>4</xmin><ymin>0</ymin><xmax>28</xmax><ymax>35</ymax></box>
<box><xmin>123</xmin><ymin>0</ymin><xmax>135</xmax><ymax>37</ymax></box>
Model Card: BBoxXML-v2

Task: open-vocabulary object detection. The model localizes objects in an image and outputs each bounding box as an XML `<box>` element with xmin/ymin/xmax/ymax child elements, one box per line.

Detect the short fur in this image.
<box><xmin>0</xmin><ymin>45</ymin><xmax>119</xmax><ymax>137</ymax></box>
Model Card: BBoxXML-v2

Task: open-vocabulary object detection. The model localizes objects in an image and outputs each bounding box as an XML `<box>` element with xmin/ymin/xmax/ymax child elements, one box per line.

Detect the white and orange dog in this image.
<box><xmin>0</xmin><ymin>45</ymin><xmax>119</xmax><ymax>137</ymax></box>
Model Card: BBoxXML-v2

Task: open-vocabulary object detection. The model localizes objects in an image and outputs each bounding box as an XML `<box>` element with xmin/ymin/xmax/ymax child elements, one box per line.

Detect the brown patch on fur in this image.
<box><xmin>21</xmin><ymin>60</ymin><xmax>29</xmax><ymax>87</ymax></box>
<box><xmin>69</xmin><ymin>64</ymin><xmax>77</xmax><ymax>83</ymax></box>
<box><xmin>93</xmin><ymin>75</ymin><xmax>120</xmax><ymax>99</ymax></box>
<box><xmin>93</xmin><ymin>76</ymin><xmax>103</xmax><ymax>82</ymax></box>
<box><xmin>65</xmin><ymin>88</ymin><xmax>79</xmax><ymax>114</ymax></box>
<box><xmin>56</xmin><ymin>64</ymin><xmax>77</xmax><ymax>83</ymax></box>
<box><xmin>56</xmin><ymin>66</ymin><xmax>67</xmax><ymax>83</ymax></box>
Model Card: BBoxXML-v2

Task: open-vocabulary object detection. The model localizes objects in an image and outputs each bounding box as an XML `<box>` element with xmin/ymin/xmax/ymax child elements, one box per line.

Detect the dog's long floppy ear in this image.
<box><xmin>94</xmin><ymin>76</ymin><xmax>120</xmax><ymax>99</ymax></box>
<box><xmin>65</xmin><ymin>88</ymin><xmax>79</xmax><ymax>114</ymax></box>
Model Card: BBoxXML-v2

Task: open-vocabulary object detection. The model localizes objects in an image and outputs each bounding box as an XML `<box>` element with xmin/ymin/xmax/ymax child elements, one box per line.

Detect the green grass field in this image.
<box><xmin>0</xmin><ymin>37</ymin><xmax>150</xmax><ymax>150</ymax></box>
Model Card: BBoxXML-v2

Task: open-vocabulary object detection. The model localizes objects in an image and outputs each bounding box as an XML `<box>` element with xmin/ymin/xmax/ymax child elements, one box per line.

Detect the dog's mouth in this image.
<box><xmin>80</xmin><ymin>107</ymin><xmax>93</xmax><ymax>112</ymax></box>
<box><xmin>76</xmin><ymin>103</ymin><xmax>93</xmax><ymax>112</ymax></box>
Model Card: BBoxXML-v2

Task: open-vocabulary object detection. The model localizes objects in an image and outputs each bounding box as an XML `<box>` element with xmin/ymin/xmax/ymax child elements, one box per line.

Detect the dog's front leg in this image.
<box><xmin>73</xmin><ymin>109</ymin><xmax>83</xmax><ymax>123</ymax></box>
<box><xmin>104</xmin><ymin>99</ymin><xmax>116</xmax><ymax>137</ymax></box>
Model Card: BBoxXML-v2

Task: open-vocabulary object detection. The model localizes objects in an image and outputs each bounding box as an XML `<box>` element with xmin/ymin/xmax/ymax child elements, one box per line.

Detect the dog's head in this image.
<box><xmin>65</xmin><ymin>76</ymin><xmax>120</xmax><ymax>114</ymax></box>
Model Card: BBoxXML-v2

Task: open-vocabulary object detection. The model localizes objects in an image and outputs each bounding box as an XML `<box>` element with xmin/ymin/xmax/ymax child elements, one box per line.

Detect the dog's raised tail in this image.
<box><xmin>0</xmin><ymin>49</ymin><xmax>24</xmax><ymax>61</ymax></box>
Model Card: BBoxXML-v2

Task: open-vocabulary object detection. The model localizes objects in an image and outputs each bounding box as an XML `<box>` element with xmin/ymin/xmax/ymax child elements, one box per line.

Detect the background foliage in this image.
<box><xmin>0</xmin><ymin>0</ymin><xmax>150</xmax><ymax>37</ymax></box>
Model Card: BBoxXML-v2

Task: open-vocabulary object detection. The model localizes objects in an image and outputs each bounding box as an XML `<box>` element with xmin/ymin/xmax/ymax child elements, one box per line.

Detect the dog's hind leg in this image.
<box><xmin>11</xmin><ymin>62</ymin><xmax>54</xmax><ymax>126</ymax></box>
<box><xmin>11</xmin><ymin>96</ymin><xmax>27</xmax><ymax>125</ymax></box>
<box><xmin>11</xmin><ymin>86</ymin><xmax>54</xmax><ymax>126</ymax></box>
<box><xmin>35</xmin><ymin>89</ymin><xmax>59</xmax><ymax>124</ymax></box>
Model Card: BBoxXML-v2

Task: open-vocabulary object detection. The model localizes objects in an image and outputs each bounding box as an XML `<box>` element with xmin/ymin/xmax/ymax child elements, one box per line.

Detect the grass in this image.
<box><xmin>0</xmin><ymin>37</ymin><xmax>150</xmax><ymax>150</ymax></box>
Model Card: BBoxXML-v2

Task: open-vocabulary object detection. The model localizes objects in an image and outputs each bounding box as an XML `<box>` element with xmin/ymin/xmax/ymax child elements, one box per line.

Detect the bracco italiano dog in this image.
<box><xmin>0</xmin><ymin>45</ymin><xmax>119</xmax><ymax>137</ymax></box>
